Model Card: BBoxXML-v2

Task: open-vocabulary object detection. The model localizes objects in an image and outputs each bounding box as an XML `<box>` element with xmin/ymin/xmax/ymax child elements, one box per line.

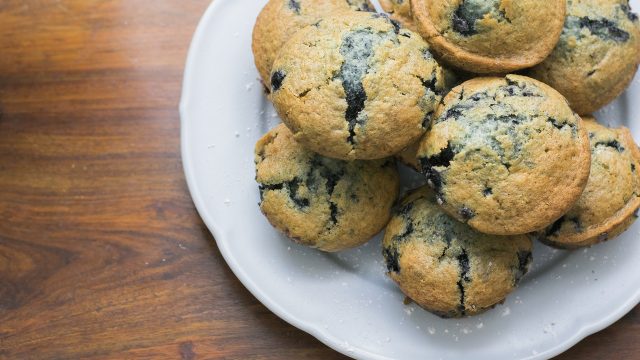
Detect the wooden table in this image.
<box><xmin>0</xmin><ymin>1</ymin><xmax>638</xmax><ymax>358</ymax></box>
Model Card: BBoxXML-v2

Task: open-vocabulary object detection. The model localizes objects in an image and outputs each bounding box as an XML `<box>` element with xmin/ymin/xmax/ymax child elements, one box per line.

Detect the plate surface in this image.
<box><xmin>180</xmin><ymin>1</ymin><xmax>640</xmax><ymax>359</ymax></box>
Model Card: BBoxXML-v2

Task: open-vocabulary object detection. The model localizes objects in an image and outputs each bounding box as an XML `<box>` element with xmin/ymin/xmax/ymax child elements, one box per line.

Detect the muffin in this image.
<box><xmin>270</xmin><ymin>11</ymin><xmax>446</xmax><ymax>160</ymax></box>
<box><xmin>533</xmin><ymin>116</ymin><xmax>640</xmax><ymax>248</ymax></box>
<box><xmin>529</xmin><ymin>0</ymin><xmax>640</xmax><ymax>115</ymax></box>
<box><xmin>411</xmin><ymin>0</ymin><xmax>566</xmax><ymax>73</ymax></box>
<box><xmin>256</xmin><ymin>124</ymin><xmax>400</xmax><ymax>252</ymax></box>
<box><xmin>383</xmin><ymin>186</ymin><xmax>533</xmax><ymax>317</ymax></box>
<box><xmin>417</xmin><ymin>75</ymin><xmax>591</xmax><ymax>235</ymax></box>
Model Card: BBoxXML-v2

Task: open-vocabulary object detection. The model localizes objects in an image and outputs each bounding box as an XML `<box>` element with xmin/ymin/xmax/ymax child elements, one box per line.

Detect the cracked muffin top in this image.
<box><xmin>379</xmin><ymin>0</ymin><xmax>417</xmax><ymax>31</ymax></box>
<box><xmin>252</xmin><ymin>0</ymin><xmax>374</xmax><ymax>85</ymax></box>
<box><xmin>411</xmin><ymin>0</ymin><xmax>566</xmax><ymax>73</ymax></box>
<box><xmin>529</xmin><ymin>0</ymin><xmax>640</xmax><ymax>115</ymax></box>
<box><xmin>383</xmin><ymin>186</ymin><xmax>532</xmax><ymax>318</ymax></box>
<box><xmin>416</xmin><ymin>75</ymin><xmax>591</xmax><ymax>235</ymax></box>
<box><xmin>270</xmin><ymin>11</ymin><xmax>445</xmax><ymax>160</ymax></box>
<box><xmin>533</xmin><ymin>117</ymin><xmax>640</xmax><ymax>249</ymax></box>
<box><xmin>255</xmin><ymin>124</ymin><xmax>400</xmax><ymax>252</ymax></box>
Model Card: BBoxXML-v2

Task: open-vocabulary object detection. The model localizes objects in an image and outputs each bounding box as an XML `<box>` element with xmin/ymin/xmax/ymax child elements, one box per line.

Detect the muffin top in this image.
<box><xmin>411</xmin><ymin>0</ymin><xmax>566</xmax><ymax>73</ymax></box>
<box><xmin>256</xmin><ymin>124</ymin><xmax>400</xmax><ymax>252</ymax></box>
<box><xmin>270</xmin><ymin>11</ymin><xmax>445</xmax><ymax>160</ymax></box>
<box><xmin>534</xmin><ymin>117</ymin><xmax>640</xmax><ymax>248</ymax></box>
<box><xmin>529</xmin><ymin>0</ymin><xmax>640</xmax><ymax>115</ymax></box>
<box><xmin>417</xmin><ymin>75</ymin><xmax>591</xmax><ymax>235</ymax></box>
<box><xmin>383</xmin><ymin>186</ymin><xmax>532</xmax><ymax>317</ymax></box>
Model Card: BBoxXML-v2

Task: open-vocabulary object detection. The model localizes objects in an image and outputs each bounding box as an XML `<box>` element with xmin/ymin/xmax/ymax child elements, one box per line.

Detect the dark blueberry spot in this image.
<box><xmin>458</xmin><ymin>249</ymin><xmax>470</xmax><ymax>282</ymax></box>
<box><xmin>505</xmin><ymin>77</ymin><xmax>518</xmax><ymax>86</ymax></box>
<box><xmin>394</xmin><ymin>220</ymin><xmax>414</xmax><ymax>241</ymax></box>
<box><xmin>259</xmin><ymin>182</ymin><xmax>284</xmax><ymax>201</ymax></box>
<box><xmin>372</xmin><ymin>12</ymin><xmax>401</xmax><ymax>33</ymax></box>
<box><xmin>324</xmin><ymin>171</ymin><xmax>344</xmax><ymax>195</ymax></box>
<box><xmin>287</xmin><ymin>179</ymin><xmax>310</xmax><ymax>208</ymax></box>
<box><xmin>589</xmin><ymin>132</ymin><xmax>595</xmax><ymax>139</ymax></box>
<box><xmin>426</xmin><ymin>142</ymin><xmax>456</xmax><ymax>168</ymax></box>
<box><xmin>259</xmin><ymin>179</ymin><xmax>309</xmax><ymax>208</ymax></box>
<box><xmin>595</xmin><ymin>140</ymin><xmax>625</xmax><ymax>152</ymax></box>
<box><xmin>420</xmin><ymin>143</ymin><xmax>455</xmax><ymax>198</ymax></box>
<box><xmin>338</xmin><ymin>30</ymin><xmax>378</xmax><ymax>145</ymax></box>
<box><xmin>345</xmin><ymin>86</ymin><xmax>367</xmax><ymax>144</ymax></box>
<box><xmin>459</xmin><ymin>206</ymin><xmax>475</xmax><ymax>221</ymax></box>
<box><xmin>547</xmin><ymin>117</ymin><xmax>575</xmax><ymax>132</ymax></box>
<box><xmin>456</xmin><ymin>280</ymin><xmax>466</xmax><ymax>315</ymax></box>
<box><xmin>390</xmin><ymin>19</ymin><xmax>402</xmax><ymax>34</ymax></box>
<box><xmin>418</xmin><ymin>75</ymin><xmax>441</xmax><ymax>96</ymax></box>
<box><xmin>452</xmin><ymin>3</ymin><xmax>477</xmax><ymax>36</ymax></box>
<box><xmin>482</xmin><ymin>187</ymin><xmax>493</xmax><ymax>196</ymax></box>
<box><xmin>271</xmin><ymin>70</ymin><xmax>286</xmax><ymax>92</ymax></box>
<box><xmin>499</xmin><ymin>8</ymin><xmax>511</xmax><ymax>23</ymax></box>
<box><xmin>330</xmin><ymin>202</ymin><xmax>339</xmax><ymax>224</ymax></box>
<box><xmin>578</xmin><ymin>17</ymin><xmax>630</xmax><ymax>42</ymax></box>
<box><xmin>495</xmin><ymin>114</ymin><xmax>523</xmax><ymax>125</ymax></box>
<box><xmin>515</xmin><ymin>251</ymin><xmax>532</xmax><ymax>283</ymax></box>
<box><xmin>347</xmin><ymin>0</ymin><xmax>374</xmax><ymax>12</ymax></box>
<box><xmin>633</xmin><ymin>207</ymin><xmax>639</xmax><ymax>218</ymax></box>
<box><xmin>504</xmin><ymin>86</ymin><xmax>516</xmax><ymax>96</ymax></box>
<box><xmin>546</xmin><ymin>216</ymin><xmax>565</xmax><ymax>236</ymax></box>
<box><xmin>621</xmin><ymin>4</ymin><xmax>639</xmax><ymax>22</ymax></box>
<box><xmin>470</xmin><ymin>92</ymin><xmax>488</xmax><ymax>101</ymax></box>
<box><xmin>445</xmin><ymin>106</ymin><xmax>464</xmax><ymax>120</ymax></box>
<box><xmin>383</xmin><ymin>247</ymin><xmax>401</xmax><ymax>272</ymax></box>
<box><xmin>456</xmin><ymin>249</ymin><xmax>470</xmax><ymax>315</ymax></box>
<box><xmin>632</xmin><ymin>163</ymin><xmax>636</xmax><ymax>172</ymax></box>
<box><xmin>288</xmin><ymin>0</ymin><xmax>301</xmax><ymax>14</ymax></box>
<box><xmin>598</xmin><ymin>232</ymin><xmax>609</xmax><ymax>242</ymax></box>
<box><xmin>298</xmin><ymin>88</ymin><xmax>311</xmax><ymax>97</ymax></box>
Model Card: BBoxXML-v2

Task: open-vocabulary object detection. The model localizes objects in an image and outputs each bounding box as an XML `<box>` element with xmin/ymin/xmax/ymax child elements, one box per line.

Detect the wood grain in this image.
<box><xmin>0</xmin><ymin>1</ymin><xmax>637</xmax><ymax>359</ymax></box>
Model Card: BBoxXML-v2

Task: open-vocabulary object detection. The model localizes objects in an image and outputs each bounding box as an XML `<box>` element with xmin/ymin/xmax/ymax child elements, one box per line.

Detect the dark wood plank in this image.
<box><xmin>0</xmin><ymin>1</ymin><xmax>636</xmax><ymax>359</ymax></box>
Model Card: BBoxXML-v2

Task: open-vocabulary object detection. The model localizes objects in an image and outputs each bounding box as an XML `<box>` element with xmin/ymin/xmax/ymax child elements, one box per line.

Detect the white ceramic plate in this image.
<box><xmin>180</xmin><ymin>1</ymin><xmax>640</xmax><ymax>359</ymax></box>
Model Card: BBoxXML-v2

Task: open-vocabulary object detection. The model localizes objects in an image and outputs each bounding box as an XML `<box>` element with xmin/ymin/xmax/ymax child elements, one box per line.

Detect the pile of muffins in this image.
<box><xmin>251</xmin><ymin>0</ymin><xmax>640</xmax><ymax>318</ymax></box>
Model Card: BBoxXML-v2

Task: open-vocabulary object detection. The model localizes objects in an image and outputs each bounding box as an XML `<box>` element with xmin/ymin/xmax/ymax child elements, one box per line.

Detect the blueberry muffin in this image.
<box><xmin>533</xmin><ymin>117</ymin><xmax>640</xmax><ymax>249</ymax></box>
<box><xmin>270</xmin><ymin>11</ymin><xmax>446</xmax><ymax>160</ymax></box>
<box><xmin>380</xmin><ymin>0</ymin><xmax>417</xmax><ymax>31</ymax></box>
<box><xmin>383</xmin><ymin>186</ymin><xmax>533</xmax><ymax>318</ymax></box>
<box><xmin>529</xmin><ymin>0</ymin><xmax>640</xmax><ymax>115</ymax></box>
<box><xmin>411</xmin><ymin>0</ymin><xmax>566</xmax><ymax>73</ymax></box>
<box><xmin>256</xmin><ymin>124</ymin><xmax>400</xmax><ymax>252</ymax></box>
<box><xmin>252</xmin><ymin>0</ymin><xmax>374</xmax><ymax>86</ymax></box>
<box><xmin>417</xmin><ymin>75</ymin><xmax>592</xmax><ymax>235</ymax></box>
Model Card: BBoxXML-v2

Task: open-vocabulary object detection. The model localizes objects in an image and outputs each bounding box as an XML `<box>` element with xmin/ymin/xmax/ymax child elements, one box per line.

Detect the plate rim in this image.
<box><xmin>179</xmin><ymin>1</ymin><xmax>640</xmax><ymax>359</ymax></box>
